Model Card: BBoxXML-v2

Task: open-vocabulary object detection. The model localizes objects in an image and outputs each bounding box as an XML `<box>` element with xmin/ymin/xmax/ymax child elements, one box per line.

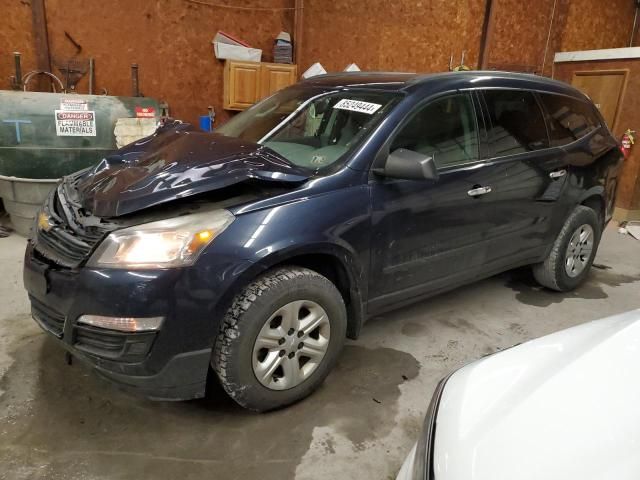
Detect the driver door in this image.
<box><xmin>367</xmin><ymin>92</ymin><xmax>505</xmax><ymax>313</ymax></box>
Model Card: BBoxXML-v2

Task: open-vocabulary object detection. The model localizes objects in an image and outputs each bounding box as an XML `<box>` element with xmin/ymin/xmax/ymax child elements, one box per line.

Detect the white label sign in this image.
<box><xmin>60</xmin><ymin>98</ymin><xmax>88</xmax><ymax>111</ymax></box>
<box><xmin>333</xmin><ymin>99</ymin><xmax>382</xmax><ymax>114</ymax></box>
<box><xmin>55</xmin><ymin>110</ymin><xmax>96</xmax><ymax>136</ymax></box>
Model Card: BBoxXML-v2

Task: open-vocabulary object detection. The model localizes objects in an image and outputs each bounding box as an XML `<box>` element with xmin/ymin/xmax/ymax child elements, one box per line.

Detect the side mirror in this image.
<box><xmin>375</xmin><ymin>148</ymin><xmax>439</xmax><ymax>181</ymax></box>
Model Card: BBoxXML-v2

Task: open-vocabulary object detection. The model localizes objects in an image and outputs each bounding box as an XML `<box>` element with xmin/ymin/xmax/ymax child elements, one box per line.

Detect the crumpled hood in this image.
<box><xmin>432</xmin><ymin>309</ymin><xmax>640</xmax><ymax>480</ymax></box>
<box><xmin>76</xmin><ymin>121</ymin><xmax>309</xmax><ymax>217</ymax></box>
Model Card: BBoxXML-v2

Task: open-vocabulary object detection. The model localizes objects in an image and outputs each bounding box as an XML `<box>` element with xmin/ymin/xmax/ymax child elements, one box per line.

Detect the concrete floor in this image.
<box><xmin>1</xmin><ymin>226</ymin><xmax>639</xmax><ymax>480</ymax></box>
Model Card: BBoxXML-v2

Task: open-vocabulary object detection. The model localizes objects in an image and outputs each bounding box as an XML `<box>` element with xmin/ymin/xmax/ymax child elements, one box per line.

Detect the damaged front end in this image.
<box><xmin>75</xmin><ymin>120</ymin><xmax>310</xmax><ymax>218</ymax></box>
<box><xmin>23</xmin><ymin>122</ymin><xmax>315</xmax><ymax>400</ymax></box>
<box><xmin>31</xmin><ymin>121</ymin><xmax>311</xmax><ymax>269</ymax></box>
<box><xmin>33</xmin><ymin>175</ymin><xmax>117</xmax><ymax>269</ymax></box>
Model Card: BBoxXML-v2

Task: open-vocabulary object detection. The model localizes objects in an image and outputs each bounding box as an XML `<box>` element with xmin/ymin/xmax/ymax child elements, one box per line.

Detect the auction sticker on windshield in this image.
<box><xmin>333</xmin><ymin>99</ymin><xmax>382</xmax><ymax>114</ymax></box>
<box><xmin>55</xmin><ymin>110</ymin><xmax>97</xmax><ymax>136</ymax></box>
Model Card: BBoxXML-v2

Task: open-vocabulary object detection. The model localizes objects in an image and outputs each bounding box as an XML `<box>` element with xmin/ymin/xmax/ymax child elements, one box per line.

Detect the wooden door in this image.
<box><xmin>224</xmin><ymin>61</ymin><xmax>261</xmax><ymax>110</ymax></box>
<box><xmin>572</xmin><ymin>70</ymin><xmax>628</xmax><ymax>129</ymax></box>
<box><xmin>260</xmin><ymin>63</ymin><xmax>297</xmax><ymax>99</ymax></box>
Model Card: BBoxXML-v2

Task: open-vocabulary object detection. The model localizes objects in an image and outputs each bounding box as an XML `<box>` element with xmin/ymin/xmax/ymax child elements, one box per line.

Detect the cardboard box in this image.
<box><xmin>213</xmin><ymin>31</ymin><xmax>262</xmax><ymax>62</ymax></box>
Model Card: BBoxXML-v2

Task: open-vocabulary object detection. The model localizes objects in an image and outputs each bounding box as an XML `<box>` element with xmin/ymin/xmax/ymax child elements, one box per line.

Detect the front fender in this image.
<box><xmin>211</xmin><ymin>185</ymin><xmax>371</xmax><ymax>338</ymax></box>
<box><xmin>228</xmin><ymin>185</ymin><xmax>370</xmax><ymax>274</ymax></box>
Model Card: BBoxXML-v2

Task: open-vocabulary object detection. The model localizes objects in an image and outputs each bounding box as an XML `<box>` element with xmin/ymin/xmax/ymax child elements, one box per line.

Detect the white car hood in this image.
<box><xmin>434</xmin><ymin>309</ymin><xmax>640</xmax><ymax>480</ymax></box>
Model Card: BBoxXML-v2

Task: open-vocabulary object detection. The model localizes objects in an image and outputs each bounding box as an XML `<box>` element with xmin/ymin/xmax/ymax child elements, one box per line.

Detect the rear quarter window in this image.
<box><xmin>538</xmin><ymin>93</ymin><xmax>600</xmax><ymax>147</ymax></box>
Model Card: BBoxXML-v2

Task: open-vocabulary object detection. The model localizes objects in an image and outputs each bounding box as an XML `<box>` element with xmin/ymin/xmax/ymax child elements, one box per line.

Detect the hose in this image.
<box><xmin>22</xmin><ymin>70</ymin><xmax>65</xmax><ymax>92</ymax></box>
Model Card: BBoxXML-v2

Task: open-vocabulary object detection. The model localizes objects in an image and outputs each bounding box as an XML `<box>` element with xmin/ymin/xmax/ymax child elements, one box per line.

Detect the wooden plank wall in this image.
<box><xmin>1</xmin><ymin>0</ymin><xmax>293</xmax><ymax>125</ymax></box>
<box><xmin>560</xmin><ymin>0</ymin><xmax>637</xmax><ymax>52</ymax></box>
<box><xmin>301</xmin><ymin>0</ymin><xmax>486</xmax><ymax>73</ymax></box>
<box><xmin>1</xmin><ymin>0</ymin><xmax>638</xmax><ymax>124</ymax></box>
<box><xmin>300</xmin><ymin>0</ymin><xmax>638</xmax><ymax>76</ymax></box>
<box><xmin>0</xmin><ymin>1</ymin><xmax>38</xmax><ymax>88</ymax></box>
<box><xmin>486</xmin><ymin>0</ymin><xmax>558</xmax><ymax>73</ymax></box>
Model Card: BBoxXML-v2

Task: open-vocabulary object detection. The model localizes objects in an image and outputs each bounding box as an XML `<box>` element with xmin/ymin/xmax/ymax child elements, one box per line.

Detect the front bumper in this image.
<box><xmin>23</xmin><ymin>242</ymin><xmax>238</xmax><ymax>400</ymax></box>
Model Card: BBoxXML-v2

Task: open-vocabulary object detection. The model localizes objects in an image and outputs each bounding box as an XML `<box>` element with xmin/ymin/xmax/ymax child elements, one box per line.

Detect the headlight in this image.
<box><xmin>87</xmin><ymin>209</ymin><xmax>235</xmax><ymax>269</ymax></box>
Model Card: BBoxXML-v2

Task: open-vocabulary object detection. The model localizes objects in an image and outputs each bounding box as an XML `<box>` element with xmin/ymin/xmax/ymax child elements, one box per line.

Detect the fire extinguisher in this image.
<box><xmin>621</xmin><ymin>129</ymin><xmax>635</xmax><ymax>158</ymax></box>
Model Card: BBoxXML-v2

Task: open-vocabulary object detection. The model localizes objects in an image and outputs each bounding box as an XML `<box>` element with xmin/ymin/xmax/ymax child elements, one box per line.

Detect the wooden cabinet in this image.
<box><xmin>224</xmin><ymin>61</ymin><xmax>297</xmax><ymax>111</ymax></box>
<box><xmin>260</xmin><ymin>63</ymin><xmax>297</xmax><ymax>98</ymax></box>
<box><xmin>223</xmin><ymin>61</ymin><xmax>261</xmax><ymax>111</ymax></box>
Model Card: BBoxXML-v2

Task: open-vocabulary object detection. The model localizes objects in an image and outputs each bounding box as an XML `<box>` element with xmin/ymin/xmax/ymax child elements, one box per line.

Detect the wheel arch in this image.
<box><xmin>216</xmin><ymin>244</ymin><xmax>366</xmax><ymax>340</ymax></box>
<box><xmin>578</xmin><ymin>188</ymin><xmax>606</xmax><ymax>227</ymax></box>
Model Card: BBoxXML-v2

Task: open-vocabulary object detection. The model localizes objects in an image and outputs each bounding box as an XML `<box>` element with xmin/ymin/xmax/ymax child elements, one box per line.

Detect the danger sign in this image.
<box><xmin>135</xmin><ymin>106</ymin><xmax>156</xmax><ymax>118</ymax></box>
<box><xmin>55</xmin><ymin>110</ymin><xmax>96</xmax><ymax>136</ymax></box>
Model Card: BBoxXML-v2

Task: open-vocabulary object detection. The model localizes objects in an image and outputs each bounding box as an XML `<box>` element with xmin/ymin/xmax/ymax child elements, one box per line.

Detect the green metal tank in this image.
<box><xmin>0</xmin><ymin>91</ymin><xmax>161</xmax><ymax>235</ymax></box>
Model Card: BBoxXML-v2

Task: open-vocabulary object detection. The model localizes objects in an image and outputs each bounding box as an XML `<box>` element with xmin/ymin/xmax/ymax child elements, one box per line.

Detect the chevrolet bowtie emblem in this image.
<box><xmin>37</xmin><ymin>212</ymin><xmax>52</xmax><ymax>232</ymax></box>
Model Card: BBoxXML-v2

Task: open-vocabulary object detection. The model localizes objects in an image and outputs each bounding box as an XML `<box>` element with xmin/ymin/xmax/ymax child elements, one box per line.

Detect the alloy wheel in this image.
<box><xmin>564</xmin><ymin>224</ymin><xmax>594</xmax><ymax>278</ymax></box>
<box><xmin>252</xmin><ymin>300</ymin><xmax>331</xmax><ymax>390</ymax></box>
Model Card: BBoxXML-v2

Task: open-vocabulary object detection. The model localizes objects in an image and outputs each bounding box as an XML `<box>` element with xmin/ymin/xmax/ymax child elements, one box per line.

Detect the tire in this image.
<box><xmin>533</xmin><ymin>205</ymin><xmax>601</xmax><ymax>292</ymax></box>
<box><xmin>212</xmin><ymin>266</ymin><xmax>347</xmax><ymax>412</ymax></box>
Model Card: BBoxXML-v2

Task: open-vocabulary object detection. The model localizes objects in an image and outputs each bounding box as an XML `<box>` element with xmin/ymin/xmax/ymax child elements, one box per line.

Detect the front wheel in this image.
<box><xmin>533</xmin><ymin>205</ymin><xmax>601</xmax><ymax>291</ymax></box>
<box><xmin>212</xmin><ymin>267</ymin><xmax>347</xmax><ymax>411</ymax></box>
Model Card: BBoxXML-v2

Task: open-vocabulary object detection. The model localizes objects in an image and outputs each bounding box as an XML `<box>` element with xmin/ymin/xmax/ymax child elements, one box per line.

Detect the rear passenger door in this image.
<box><xmin>478</xmin><ymin>89</ymin><xmax>570</xmax><ymax>268</ymax></box>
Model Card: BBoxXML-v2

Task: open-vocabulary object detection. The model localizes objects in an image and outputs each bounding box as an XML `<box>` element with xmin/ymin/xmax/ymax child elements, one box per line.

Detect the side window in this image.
<box><xmin>390</xmin><ymin>93</ymin><xmax>479</xmax><ymax>169</ymax></box>
<box><xmin>539</xmin><ymin>93</ymin><xmax>600</xmax><ymax>146</ymax></box>
<box><xmin>483</xmin><ymin>90</ymin><xmax>549</xmax><ymax>157</ymax></box>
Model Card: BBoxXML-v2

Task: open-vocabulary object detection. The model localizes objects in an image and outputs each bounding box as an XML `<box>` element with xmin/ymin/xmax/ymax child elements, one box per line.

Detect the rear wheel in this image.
<box><xmin>533</xmin><ymin>206</ymin><xmax>601</xmax><ymax>291</ymax></box>
<box><xmin>213</xmin><ymin>267</ymin><xmax>347</xmax><ymax>411</ymax></box>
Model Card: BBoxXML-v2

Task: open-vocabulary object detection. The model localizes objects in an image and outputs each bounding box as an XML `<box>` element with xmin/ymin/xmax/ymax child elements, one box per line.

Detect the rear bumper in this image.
<box><xmin>23</xmin><ymin>241</ymin><xmax>249</xmax><ymax>400</ymax></box>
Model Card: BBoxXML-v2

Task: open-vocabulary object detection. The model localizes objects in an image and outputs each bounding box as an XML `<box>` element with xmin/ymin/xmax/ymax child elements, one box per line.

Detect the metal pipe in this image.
<box><xmin>478</xmin><ymin>0</ymin><xmax>495</xmax><ymax>69</ymax></box>
<box><xmin>541</xmin><ymin>0</ymin><xmax>558</xmax><ymax>75</ymax></box>
<box><xmin>208</xmin><ymin>105</ymin><xmax>216</xmax><ymax>128</ymax></box>
<box><xmin>293</xmin><ymin>0</ymin><xmax>304</xmax><ymax>65</ymax></box>
<box><xmin>13</xmin><ymin>52</ymin><xmax>22</xmax><ymax>89</ymax></box>
<box><xmin>22</xmin><ymin>70</ymin><xmax>64</xmax><ymax>92</ymax></box>
<box><xmin>131</xmin><ymin>63</ymin><xmax>140</xmax><ymax>97</ymax></box>
<box><xmin>630</xmin><ymin>6</ymin><xmax>639</xmax><ymax>47</ymax></box>
<box><xmin>88</xmin><ymin>57</ymin><xmax>94</xmax><ymax>94</ymax></box>
<box><xmin>31</xmin><ymin>0</ymin><xmax>53</xmax><ymax>91</ymax></box>
<box><xmin>64</xmin><ymin>59</ymin><xmax>71</xmax><ymax>91</ymax></box>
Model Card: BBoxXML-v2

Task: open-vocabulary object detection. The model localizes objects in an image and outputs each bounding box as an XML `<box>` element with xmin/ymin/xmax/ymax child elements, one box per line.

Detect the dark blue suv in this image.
<box><xmin>24</xmin><ymin>71</ymin><xmax>623</xmax><ymax>411</ymax></box>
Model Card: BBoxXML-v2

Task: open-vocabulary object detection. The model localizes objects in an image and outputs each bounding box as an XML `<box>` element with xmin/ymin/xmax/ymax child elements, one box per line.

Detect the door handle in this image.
<box><xmin>549</xmin><ymin>169</ymin><xmax>567</xmax><ymax>179</ymax></box>
<box><xmin>467</xmin><ymin>186</ymin><xmax>492</xmax><ymax>197</ymax></box>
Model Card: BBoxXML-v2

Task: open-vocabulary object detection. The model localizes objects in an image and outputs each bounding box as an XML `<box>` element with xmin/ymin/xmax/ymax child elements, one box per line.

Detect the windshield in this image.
<box><xmin>217</xmin><ymin>86</ymin><xmax>401</xmax><ymax>171</ymax></box>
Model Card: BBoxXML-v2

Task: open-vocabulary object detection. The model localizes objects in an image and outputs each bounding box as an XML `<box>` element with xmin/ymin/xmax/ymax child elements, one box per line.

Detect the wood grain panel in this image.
<box><xmin>6</xmin><ymin>0</ymin><xmax>293</xmax><ymax>125</ymax></box>
<box><xmin>2</xmin><ymin>0</ymin><xmax>638</xmax><ymax>129</ymax></box>
<box><xmin>486</xmin><ymin>0</ymin><xmax>556</xmax><ymax>72</ymax></box>
<box><xmin>300</xmin><ymin>0</ymin><xmax>485</xmax><ymax>74</ymax></box>
<box><xmin>0</xmin><ymin>1</ymin><xmax>38</xmax><ymax>89</ymax></box>
<box><xmin>560</xmin><ymin>0</ymin><xmax>636</xmax><ymax>52</ymax></box>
